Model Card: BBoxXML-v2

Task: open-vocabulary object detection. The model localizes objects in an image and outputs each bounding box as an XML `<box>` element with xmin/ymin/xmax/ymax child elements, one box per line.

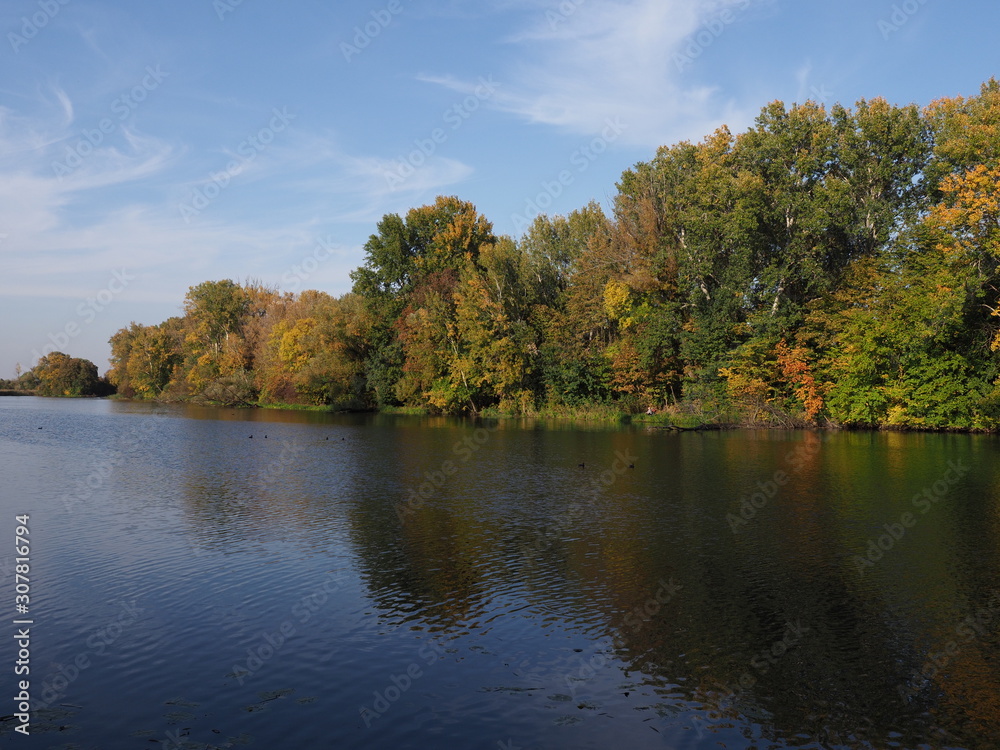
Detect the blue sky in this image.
<box><xmin>1</xmin><ymin>0</ymin><xmax>997</xmax><ymax>377</ymax></box>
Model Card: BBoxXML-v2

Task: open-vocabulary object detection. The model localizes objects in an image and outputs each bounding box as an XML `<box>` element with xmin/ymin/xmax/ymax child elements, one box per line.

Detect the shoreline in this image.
<box><xmin>5</xmin><ymin>392</ymin><xmax>997</xmax><ymax>434</ymax></box>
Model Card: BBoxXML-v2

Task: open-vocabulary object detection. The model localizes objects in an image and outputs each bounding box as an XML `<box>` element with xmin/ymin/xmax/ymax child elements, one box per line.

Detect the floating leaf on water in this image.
<box><xmin>258</xmin><ymin>688</ymin><xmax>293</xmax><ymax>701</ymax></box>
<box><xmin>481</xmin><ymin>686</ymin><xmax>541</xmax><ymax>694</ymax></box>
<box><xmin>165</xmin><ymin>698</ymin><xmax>200</xmax><ymax>708</ymax></box>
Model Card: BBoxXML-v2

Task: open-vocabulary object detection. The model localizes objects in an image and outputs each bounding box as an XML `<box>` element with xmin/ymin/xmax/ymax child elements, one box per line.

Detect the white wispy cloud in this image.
<box><xmin>0</xmin><ymin>90</ymin><xmax>475</xmax><ymax>301</ymax></box>
<box><xmin>436</xmin><ymin>0</ymin><xmax>758</xmax><ymax>148</ymax></box>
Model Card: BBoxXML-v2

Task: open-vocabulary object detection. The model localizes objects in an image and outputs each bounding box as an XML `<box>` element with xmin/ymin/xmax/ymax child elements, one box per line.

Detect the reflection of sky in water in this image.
<box><xmin>1</xmin><ymin>397</ymin><xmax>999</xmax><ymax>749</ymax></box>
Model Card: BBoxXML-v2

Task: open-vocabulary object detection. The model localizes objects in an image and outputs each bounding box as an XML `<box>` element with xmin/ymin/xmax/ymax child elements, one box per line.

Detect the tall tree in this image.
<box><xmin>108</xmin><ymin>321</ymin><xmax>182</xmax><ymax>398</ymax></box>
<box><xmin>924</xmin><ymin>78</ymin><xmax>1000</xmax><ymax>192</ymax></box>
<box><xmin>453</xmin><ymin>238</ymin><xmax>543</xmax><ymax>412</ymax></box>
<box><xmin>351</xmin><ymin>196</ymin><xmax>497</xmax><ymax>409</ymax></box>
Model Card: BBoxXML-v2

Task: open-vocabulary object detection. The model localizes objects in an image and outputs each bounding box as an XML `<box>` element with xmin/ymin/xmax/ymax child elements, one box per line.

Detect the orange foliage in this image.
<box><xmin>774</xmin><ymin>340</ymin><xmax>824</xmax><ymax>421</ymax></box>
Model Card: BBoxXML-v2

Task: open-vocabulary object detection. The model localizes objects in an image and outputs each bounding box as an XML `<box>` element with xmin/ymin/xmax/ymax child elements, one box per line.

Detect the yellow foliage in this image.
<box><xmin>276</xmin><ymin>318</ymin><xmax>317</xmax><ymax>372</ymax></box>
<box><xmin>928</xmin><ymin>165</ymin><xmax>1000</xmax><ymax>258</ymax></box>
<box><xmin>719</xmin><ymin>365</ymin><xmax>769</xmax><ymax>403</ymax></box>
<box><xmin>603</xmin><ymin>279</ymin><xmax>634</xmax><ymax>328</ymax></box>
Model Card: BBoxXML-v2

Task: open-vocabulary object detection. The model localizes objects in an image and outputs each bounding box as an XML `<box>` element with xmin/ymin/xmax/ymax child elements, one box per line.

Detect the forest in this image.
<box><xmin>95</xmin><ymin>80</ymin><xmax>1000</xmax><ymax>430</ymax></box>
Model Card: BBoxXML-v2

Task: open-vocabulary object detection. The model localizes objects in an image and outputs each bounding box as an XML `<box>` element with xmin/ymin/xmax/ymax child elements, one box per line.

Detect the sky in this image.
<box><xmin>0</xmin><ymin>0</ymin><xmax>997</xmax><ymax>377</ymax></box>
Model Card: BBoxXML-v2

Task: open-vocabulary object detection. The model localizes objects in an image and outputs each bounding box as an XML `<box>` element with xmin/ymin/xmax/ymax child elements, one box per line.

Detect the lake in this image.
<box><xmin>1</xmin><ymin>396</ymin><xmax>999</xmax><ymax>749</ymax></box>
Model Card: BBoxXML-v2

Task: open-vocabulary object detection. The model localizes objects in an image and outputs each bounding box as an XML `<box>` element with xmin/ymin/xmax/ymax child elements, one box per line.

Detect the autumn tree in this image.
<box><xmin>452</xmin><ymin>238</ymin><xmax>543</xmax><ymax>412</ymax></box>
<box><xmin>108</xmin><ymin>321</ymin><xmax>183</xmax><ymax>398</ymax></box>
<box><xmin>100</xmin><ymin>80</ymin><xmax>1000</xmax><ymax>429</ymax></box>
<box><xmin>533</xmin><ymin>205</ymin><xmax>616</xmax><ymax>407</ymax></box>
<box><xmin>351</xmin><ymin>196</ymin><xmax>497</xmax><ymax>410</ymax></box>
<box><xmin>924</xmin><ymin>78</ymin><xmax>1000</xmax><ymax>192</ymax></box>
<box><xmin>32</xmin><ymin>352</ymin><xmax>107</xmax><ymax>397</ymax></box>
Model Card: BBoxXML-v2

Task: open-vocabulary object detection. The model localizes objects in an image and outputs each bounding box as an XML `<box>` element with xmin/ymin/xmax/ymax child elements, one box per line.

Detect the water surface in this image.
<box><xmin>1</xmin><ymin>397</ymin><xmax>999</xmax><ymax>749</ymax></box>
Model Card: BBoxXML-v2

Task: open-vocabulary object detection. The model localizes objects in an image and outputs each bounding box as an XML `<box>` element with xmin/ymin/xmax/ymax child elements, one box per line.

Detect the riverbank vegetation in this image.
<box><xmin>106</xmin><ymin>80</ymin><xmax>1000</xmax><ymax>430</ymax></box>
<box><xmin>0</xmin><ymin>352</ymin><xmax>114</xmax><ymax>397</ymax></box>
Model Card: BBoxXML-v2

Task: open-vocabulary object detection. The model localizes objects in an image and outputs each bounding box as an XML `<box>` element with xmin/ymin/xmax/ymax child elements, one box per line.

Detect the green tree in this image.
<box><xmin>32</xmin><ymin>352</ymin><xmax>105</xmax><ymax>397</ymax></box>
<box><xmin>453</xmin><ymin>238</ymin><xmax>543</xmax><ymax>412</ymax></box>
<box><xmin>351</xmin><ymin>196</ymin><xmax>497</xmax><ymax>409</ymax></box>
<box><xmin>925</xmin><ymin>78</ymin><xmax>1000</xmax><ymax>192</ymax></box>
<box><xmin>108</xmin><ymin>321</ymin><xmax>182</xmax><ymax>398</ymax></box>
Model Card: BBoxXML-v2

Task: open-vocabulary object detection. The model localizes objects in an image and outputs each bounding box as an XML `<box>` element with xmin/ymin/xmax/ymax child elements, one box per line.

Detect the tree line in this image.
<box><xmin>102</xmin><ymin>80</ymin><xmax>1000</xmax><ymax>430</ymax></box>
<box><xmin>1</xmin><ymin>352</ymin><xmax>115</xmax><ymax>397</ymax></box>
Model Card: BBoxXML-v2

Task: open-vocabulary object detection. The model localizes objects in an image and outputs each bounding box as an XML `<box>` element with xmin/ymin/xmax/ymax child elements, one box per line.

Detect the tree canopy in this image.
<box><xmin>104</xmin><ymin>80</ymin><xmax>1000</xmax><ymax>429</ymax></box>
<box><xmin>7</xmin><ymin>352</ymin><xmax>115</xmax><ymax>397</ymax></box>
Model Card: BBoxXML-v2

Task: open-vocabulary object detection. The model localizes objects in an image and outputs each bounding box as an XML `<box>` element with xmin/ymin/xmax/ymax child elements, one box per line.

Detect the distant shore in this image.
<box><xmin>7</xmin><ymin>391</ymin><xmax>989</xmax><ymax>434</ymax></box>
<box><xmin>5</xmin><ymin>390</ymin><xmax>997</xmax><ymax>434</ymax></box>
